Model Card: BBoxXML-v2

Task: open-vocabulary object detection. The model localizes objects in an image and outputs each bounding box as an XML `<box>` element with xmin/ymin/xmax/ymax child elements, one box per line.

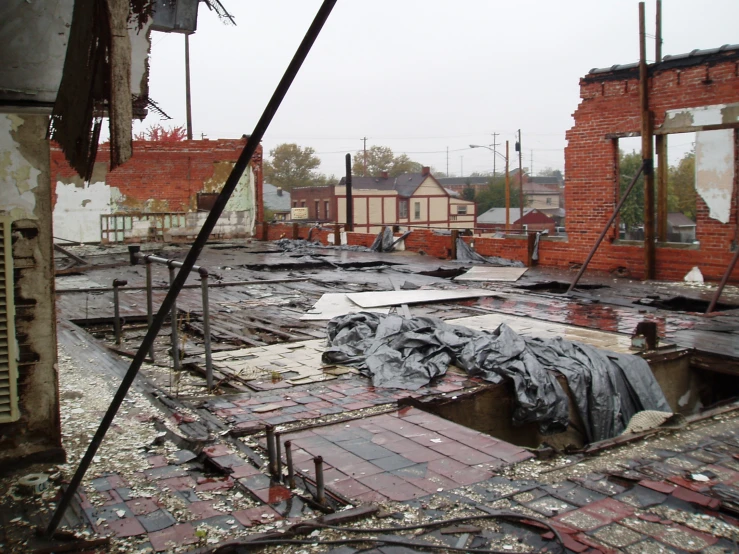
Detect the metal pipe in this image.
<box><xmin>567</xmin><ymin>162</ymin><xmax>646</xmax><ymax>294</ymax></box>
<box><xmin>639</xmin><ymin>2</ymin><xmax>656</xmax><ymax>280</ymax></box>
<box><xmin>199</xmin><ymin>268</ymin><xmax>213</xmax><ymax>391</ymax></box>
<box><xmin>285</xmin><ymin>440</ymin><xmax>295</xmax><ymax>489</ymax></box>
<box><xmin>265</xmin><ymin>425</ymin><xmax>277</xmax><ymax>478</ymax></box>
<box><xmin>112</xmin><ymin>279</ymin><xmax>127</xmax><ymax>345</ymax></box>
<box><xmin>345</xmin><ymin>153</ymin><xmax>353</xmax><ymax>231</ymax></box>
<box><xmin>134</xmin><ymin>252</ymin><xmax>204</xmax><ymax>273</ymax></box>
<box><xmin>56</xmin><ymin>277</ymin><xmax>310</xmax><ymax>294</ymax></box>
<box><xmin>145</xmin><ymin>260</ymin><xmax>155</xmax><ymax>361</ymax></box>
<box><xmin>45</xmin><ymin>1</ymin><xmax>338</xmax><ymax>535</ymax></box>
<box><xmin>314</xmin><ymin>456</ymin><xmax>325</xmax><ymax>505</ymax></box>
<box><xmin>275</xmin><ymin>432</ymin><xmax>282</xmax><ymax>481</ymax></box>
<box><xmin>706</xmin><ymin>246</ymin><xmax>739</xmax><ymax>314</ymax></box>
<box><xmin>168</xmin><ymin>264</ymin><xmax>180</xmax><ymax>373</ymax></box>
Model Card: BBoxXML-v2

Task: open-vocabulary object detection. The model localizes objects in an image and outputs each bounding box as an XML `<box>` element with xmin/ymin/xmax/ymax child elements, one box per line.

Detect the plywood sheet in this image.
<box><xmin>454</xmin><ymin>266</ymin><xmax>528</xmax><ymax>282</ymax></box>
<box><xmin>300</xmin><ymin>293</ymin><xmax>390</xmax><ymax>320</ymax></box>
<box><xmin>346</xmin><ymin>289</ymin><xmax>496</xmax><ymax>308</ymax></box>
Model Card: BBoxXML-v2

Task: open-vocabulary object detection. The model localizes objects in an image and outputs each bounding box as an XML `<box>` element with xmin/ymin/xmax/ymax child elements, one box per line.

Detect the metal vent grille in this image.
<box><xmin>0</xmin><ymin>217</ymin><xmax>18</xmax><ymax>423</ymax></box>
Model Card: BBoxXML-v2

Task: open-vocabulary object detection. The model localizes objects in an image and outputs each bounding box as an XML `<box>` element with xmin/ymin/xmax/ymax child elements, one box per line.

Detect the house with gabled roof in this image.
<box><xmin>291</xmin><ymin>167</ymin><xmax>476</xmax><ymax>233</ymax></box>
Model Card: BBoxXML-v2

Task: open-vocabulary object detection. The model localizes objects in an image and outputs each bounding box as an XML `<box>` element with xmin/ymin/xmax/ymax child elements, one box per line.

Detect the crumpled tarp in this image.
<box><xmin>456</xmin><ymin>238</ymin><xmax>526</xmax><ymax>267</ymax></box>
<box><xmin>323</xmin><ymin>313</ymin><xmax>670</xmax><ymax>441</ymax></box>
<box><xmin>370</xmin><ymin>227</ymin><xmax>396</xmax><ymax>252</ymax></box>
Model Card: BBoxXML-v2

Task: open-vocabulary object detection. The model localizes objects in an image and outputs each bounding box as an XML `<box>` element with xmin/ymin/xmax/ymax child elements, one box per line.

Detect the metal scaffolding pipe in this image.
<box><xmin>45</xmin><ymin>1</ymin><xmax>338</xmax><ymax>535</ymax></box>
<box><xmin>112</xmin><ymin>279</ymin><xmax>127</xmax><ymax>345</ymax></box>
<box><xmin>168</xmin><ymin>264</ymin><xmax>181</xmax><ymax>373</ymax></box>
<box><xmin>55</xmin><ymin>277</ymin><xmax>310</xmax><ymax>294</ymax></box>
<box><xmin>275</xmin><ymin>432</ymin><xmax>282</xmax><ymax>481</ymax></box>
<box><xmin>198</xmin><ymin>268</ymin><xmax>214</xmax><ymax>390</ymax></box>
<box><xmin>265</xmin><ymin>425</ymin><xmax>277</xmax><ymax>478</ymax></box>
<box><xmin>314</xmin><ymin>456</ymin><xmax>325</xmax><ymax>505</ymax></box>
<box><xmin>145</xmin><ymin>260</ymin><xmax>155</xmax><ymax>360</ymax></box>
<box><xmin>285</xmin><ymin>440</ymin><xmax>295</xmax><ymax>489</ymax></box>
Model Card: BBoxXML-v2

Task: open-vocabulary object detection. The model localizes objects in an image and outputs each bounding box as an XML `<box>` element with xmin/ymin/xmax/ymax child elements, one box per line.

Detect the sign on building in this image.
<box><xmin>291</xmin><ymin>207</ymin><xmax>309</xmax><ymax>220</ymax></box>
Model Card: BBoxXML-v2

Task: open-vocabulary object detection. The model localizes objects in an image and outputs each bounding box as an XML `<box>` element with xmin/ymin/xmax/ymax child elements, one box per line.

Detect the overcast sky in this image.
<box><xmin>136</xmin><ymin>0</ymin><xmax>739</xmax><ymax>179</ymax></box>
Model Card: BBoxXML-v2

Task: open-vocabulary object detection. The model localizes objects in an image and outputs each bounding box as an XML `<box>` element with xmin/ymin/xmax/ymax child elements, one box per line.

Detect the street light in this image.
<box><xmin>470</xmin><ymin>143</ymin><xmax>512</xmax><ymax>231</ymax></box>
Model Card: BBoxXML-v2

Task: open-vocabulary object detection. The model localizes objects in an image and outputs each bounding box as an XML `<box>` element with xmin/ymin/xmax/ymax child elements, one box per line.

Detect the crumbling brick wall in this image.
<box><xmin>564</xmin><ymin>48</ymin><xmax>739</xmax><ymax>282</ymax></box>
<box><xmin>51</xmin><ymin>139</ymin><xmax>263</xmax><ymax>242</ymax></box>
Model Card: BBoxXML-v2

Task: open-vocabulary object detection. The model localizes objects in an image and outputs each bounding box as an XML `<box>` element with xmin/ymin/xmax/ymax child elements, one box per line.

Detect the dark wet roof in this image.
<box><xmin>337</xmin><ymin>173</ymin><xmax>443</xmax><ymax>198</ymax></box>
<box><xmin>437</xmin><ymin>176</ymin><xmax>490</xmax><ymax>186</ymax></box>
<box><xmin>668</xmin><ymin>212</ymin><xmax>697</xmax><ymax>227</ymax></box>
<box><xmin>587</xmin><ymin>44</ymin><xmax>739</xmax><ymax>80</ymax></box>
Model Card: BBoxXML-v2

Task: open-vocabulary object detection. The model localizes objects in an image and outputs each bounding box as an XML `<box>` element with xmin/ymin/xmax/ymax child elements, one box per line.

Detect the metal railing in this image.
<box><xmin>100</xmin><ymin>212</ymin><xmax>188</xmax><ymax>243</ymax></box>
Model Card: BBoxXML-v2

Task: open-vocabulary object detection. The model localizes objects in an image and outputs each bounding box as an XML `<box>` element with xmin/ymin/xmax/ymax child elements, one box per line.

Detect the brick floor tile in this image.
<box><xmin>148</xmin><ymin>523</ymin><xmax>198</xmax><ymax>552</ymax></box>
<box><xmin>555</xmin><ymin>509</ymin><xmax>609</xmax><ymax>531</ymax></box>
<box><xmin>253</xmin><ymin>485</ymin><xmax>293</xmax><ymax>504</ymax></box>
<box><xmin>158</xmin><ymin>476</ymin><xmax>197</xmax><ymax>491</ymax></box>
<box><xmin>195</xmin><ymin>477</ymin><xmax>234</xmax><ymax>492</ymax></box>
<box><xmin>582</xmin><ymin>498</ymin><xmax>635</xmax><ymax>521</ymax></box>
<box><xmin>591</xmin><ymin>523</ymin><xmax>643</xmax><ymax>548</ymax></box>
<box><xmin>125</xmin><ymin>497</ymin><xmax>160</xmax><ymax>516</ymax></box>
<box><xmin>638</xmin><ymin>479</ymin><xmax>677</xmax><ymax>495</ymax></box>
<box><xmin>401</xmin><ymin>445</ymin><xmax>447</xmax><ymax>463</ymax></box>
<box><xmin>449</xmin><ymin>467</ymin><xmax>493</xmax><ymax>486</ymax></box>
<box><xmin>144</xmin><ymin>465</ymin><xmax>189</xmax><ymax>481</ymax></box>
<box><xmin>186</xmin><ymin>500</ymin><xmax>224</xmax><ymax>520</ymax></box>
<box><xmin>230</xmin><ymin>463</ymin><xmax>261</xmax><ymax>479</ymax></box>
<box><xmin>427</xmin><ymin>457</ymin><xmax>468</xmax><ymax>479</ymax></box>
<box><xmin>231</xmin><ymin>505</ymin><xmax>282</xmax><ymax>527</ymax></box>
<box><xmin>330</xmin><ymin>478</ymin><xmax>373</xmax><ymax>499</ymax></box>
<box><xmin>354</xmin><ymin>490</ymin><xmax>389</xmax><ymax>503</ymax></box>
<box><xmin>104</xmin><ymin>516</ymin><xmax>147</xmax><ymax>537</ymax></box>
<box><xmin>656</xmin><ymin>525</ymin><xmax>718</xmax><ymax>551</ymax></box>
<box><xmin>138</xmin><ymin>509</ymin><xmax>177</xmax><ymax>533</ymax></box>
<box><xmin>146</xmin><ymin>455</ymin><xmax>169</xmax><ymax>468</ymax></box>
<box><xmin>404</xmin><ymin>471</ymin><xmax>458</xmax><ymax>494</ymax></box>
<box><xmin>340</xmin><ymin>461</ymin><xmax>384</xmax><ymax>479</ymax></box>
<box><xmin>372</xmin><ymin>455</ymin><xmax>416</xmax><ymax>472</ymax></box>
<box><xmin>670</xmin><ymin>486</ymin><xmax>721</xmax><ymax>509</ymax></box>
<box><xmin>381</xmin><ymin>481</ymin><xmax>427</xmax><ymax>501</ymax></box>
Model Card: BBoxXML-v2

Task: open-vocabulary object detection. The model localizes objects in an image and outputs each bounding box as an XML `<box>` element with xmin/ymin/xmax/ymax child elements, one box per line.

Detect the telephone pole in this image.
<box><xmin>491</xmin><ymin>132</ymin><xmax>499</xmax><ymax>177</ymax></box>
<box><xmin>446</xmin><ymin>146</ymin><xmax>449</xmax><ymax>176</ymax></box>
<box><xmin>530</xmin><ymin>150</ymin><xmax>533</xmax><ymax>176</ymax></box>
<box><xmin>517</xmin><ymin>130</ymin><xmax>523</xmax><ymax>224</ymax></box>
<box><xmin>361</xmin><ymin>137</ymin><xmax>368</xmax><ymax>176</ymax></box>
<box><xmin>185</xmin><ymin>34</ymin><xmax>193</xmax><ymax>140</ymax></box>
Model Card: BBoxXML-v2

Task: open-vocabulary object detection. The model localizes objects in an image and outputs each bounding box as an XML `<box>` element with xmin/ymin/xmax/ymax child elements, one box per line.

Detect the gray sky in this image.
<box><xmin>136</xmin><ymin>0</ymin><xmax>739</xmax><ymax>179</ymax></box>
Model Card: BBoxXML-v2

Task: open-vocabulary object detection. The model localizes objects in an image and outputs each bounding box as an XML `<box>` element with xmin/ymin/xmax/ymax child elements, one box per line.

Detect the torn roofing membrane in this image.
<box><xmin>323</xmin><ymin>313</ymin><xmax>670</xmax><ymax>442</ymax></box>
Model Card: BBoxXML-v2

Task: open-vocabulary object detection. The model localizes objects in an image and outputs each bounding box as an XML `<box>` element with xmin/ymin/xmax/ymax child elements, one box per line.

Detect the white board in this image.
<box><xmin>301</xmin><ymin>293</ymin><xmax>390</xmax><ymax>320</ymax></box>
<box><xmin>346</xmin><ymin>289</ymin><xmax>496</xmax><ymax>309</ymax></box>
<box><xmin>454</xmin><ymin>266</ymin><xmax>528</xmax><ymax>282</ymax></box>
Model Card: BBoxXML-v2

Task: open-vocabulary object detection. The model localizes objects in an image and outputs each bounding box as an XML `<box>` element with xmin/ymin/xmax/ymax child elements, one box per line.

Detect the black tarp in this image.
<box><xmin>323</xmin><ymin>313</ymin><xmax>670</xmax><ymax>442</ymax></box>
<box><xmin>455</xmin><ymin>238</ymin><xmax>525</xmax><ymax>267</ymax></box>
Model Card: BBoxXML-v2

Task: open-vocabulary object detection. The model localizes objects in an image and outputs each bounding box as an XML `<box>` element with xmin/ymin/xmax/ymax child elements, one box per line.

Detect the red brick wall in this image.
<box><xmin>290</xmin><ymin>186</ymin><xmax>335</xmax><ymax>221</ymax></box>
<box><xmin>51</xmin><ymin>139</ymin><xmax>263</xmax><ymax>223</ymax></box>
<box><xmin>563</xmin><ymin>54</ymin><xmax>739</xmax><ymax>282</ymax></box>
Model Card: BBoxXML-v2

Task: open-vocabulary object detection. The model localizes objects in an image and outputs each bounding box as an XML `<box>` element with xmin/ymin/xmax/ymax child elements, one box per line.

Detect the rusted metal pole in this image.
<box><xmin>265</xmin><ymin>425</ymin><xmax>277</xmax><ymax>478</ymax></box>
<box><xmin>45</xmin><ymin>0</ymin><xmax>338</xmax><ymax>535</ymax></box>
<box><xmin>275</xmin><ymin>432</ymin><xmax>282</xmax><ymax>480</ymax></box>
<box><xmin>567</xmin><ymin>163</ymin><xmax>646</xmax><ymax>294</ymax></box>
<box><xmin>145</xmin><ymin>260</ymin><xmax>155</xmax><ymax>360</ymax></box>
<box><xmin>168</xmin><ymin>264</ymin><xmax>180</xmax><ymax>373</ymax></box>
<box><xmin>314</xmin><ymin>456</ymin><xmax>325</xmax><ymax>505</ymax></box>
<box><xmin>199</xmin><ymin>268</ymin><xmax>213</xmax><ymax>391</ymax></box>
<box><xmin>505</xmin><ymin>140</ymin><xmax>510</xmax><ymax>232</ymax></box>
<box><xmin>112</xmin><ymin>279</ymin><xmax>127</xmax><ymax>345</ymax></box>
<box><xmin>345</xmin><ymin>154</ymin><xmax>353</xmax><ymax>231</ymax></box>
<box><xmin>284</xmin><ymin>440</ymin><xmax>295</xmax><ymax>489</ymax></box>
<box><xmin>640</xmin><ymin>2</ymin><xmax>656</xmax><ymax>279</ymax></box>
<box><xmin>706</xmin><ymin>246</ymin><xmax>739</xmax><ymax>314</ymax></box>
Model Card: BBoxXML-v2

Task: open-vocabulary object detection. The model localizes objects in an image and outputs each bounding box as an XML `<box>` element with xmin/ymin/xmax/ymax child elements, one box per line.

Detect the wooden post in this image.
<box><xmin>451</xmin><ymin>229</ymin><xmax>459</xmax><ymax>260</ymax></box>
<box><xmin>261</xmin><ymin>221</ymin><xmax>269</xmax><ymax>241</ymax></box>
<box><xmin>292</xmin><ymin>222</ymin><xmax>299</xmax><ymax>240</ymax></box>
<box><xmin>345</xmin><ymin>154</ymin><xmax>354</xmax><ymax>231</ymax></box>
<box><xmin>656</xmin><ymin>135</ymin><xmax>668</xmax><ymax>242</ymax></box>
<box><xmin>334</xmin><ymin>224</ymin><xmax>341</xmax><ymax>246</ymax></box>
<box><xmin>505</xmin><ymin>140</ymin><xmax>510</xmax><ymax>232</ymax></box>
<box><xmin>639</xmin><ymin>2</ymin><xmax>656</xmax><ymax>279</ymax></box>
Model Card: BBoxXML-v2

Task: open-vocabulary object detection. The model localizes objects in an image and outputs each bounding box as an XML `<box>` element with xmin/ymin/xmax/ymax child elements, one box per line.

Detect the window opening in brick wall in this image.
<box><xmin>324</xmin><ymin>201</ymin><xmax>330</xmax><ymax>220</ymax></box>
<box><xmin>315</xmin><ymin>200</ymin><xmax>320</xmax><ymax>219</ymax></box>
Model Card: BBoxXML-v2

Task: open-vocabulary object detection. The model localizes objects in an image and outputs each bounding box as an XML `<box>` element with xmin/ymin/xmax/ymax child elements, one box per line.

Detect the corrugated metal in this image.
<box><xmin>0</xmin><ymin>217</ymin><xmax>19</xmax><ymax>423</ymax></box>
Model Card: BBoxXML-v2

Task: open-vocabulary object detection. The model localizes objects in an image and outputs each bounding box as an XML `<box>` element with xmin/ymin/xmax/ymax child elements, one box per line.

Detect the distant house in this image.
<box><xmin>477</xmin><ymin>207</ymin><xmax>556</xmax><ymax>233</ymax></box>
<box><xmin>436</xmin><ymin>176</ymin><xmax>489</xmax><ymax>196</ymax></box>
<box><xmin>263</xmin><ymin>183</ymin><xmax>291</xmax><ymax>221</ymax></box>
<box><xmin>667</xmin><ymin>212</ymin><xmax>697</xmax><ymax>243</ymax></box>
<box><xmin>290</xmin><ymin>167</ymin><xmax>476</xmax><ymax>233</ymax></box>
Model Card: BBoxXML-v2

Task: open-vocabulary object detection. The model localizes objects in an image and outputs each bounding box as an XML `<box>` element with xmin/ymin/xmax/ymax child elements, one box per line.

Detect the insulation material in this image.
<box><xmin>323</xmin><ymin>313</ymin><xmax>670</xmax><ymax>441</ymax></box>
<box><xmin>301</xmin><ymin>293</ymin><xmax>389</xmax><ymax>320</ymax></box>
<box><xmin>346</xmin><ymin>289</ymin><xmax>495</xmax><ymax>308</ymax></box>
<box><xmin>695</xmin><ymin>129</ymin><xmax>735</xmax><ymax>224</ymax></box>
<box><xmin>454</xmin><ymin>266</ymin><xmax>528</xmax><ymax>282</ymax></box>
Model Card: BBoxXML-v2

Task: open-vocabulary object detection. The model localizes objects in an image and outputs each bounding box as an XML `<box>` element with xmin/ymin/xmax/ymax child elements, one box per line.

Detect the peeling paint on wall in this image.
<box><xmin>0</xmin><ymin>115</ymin><xmax>41</xmax><ymax>220</ymax></box>
<box><xmin>695</xmin><ymin>129</ymin><xmax>735</xmax><ymax>224</ymax></box>
<box><xmin>662</xmin><ymin>103</ymin><xmax>739</xmax><ymax>131</ymax></box>
<box><xmin>53</xmin><ymin>180</ymin><xmax>124</xmax><ymax>243</ymax></box>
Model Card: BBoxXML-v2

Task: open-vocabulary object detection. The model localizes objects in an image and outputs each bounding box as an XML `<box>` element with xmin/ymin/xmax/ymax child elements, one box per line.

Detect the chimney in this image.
<box><xmin>421</xmin><ymin>166</ymin><xmax>430</xmax><ymax>176</ymax></box>
<box><xmin>276</xmin><ymin>187</ymin><xmax>283</xmax><ymax>196</ymax></box>
<box><xmin>381</xmin><ymin>171</ymin><xmax>389</xmax><ymax>179</ymax></box>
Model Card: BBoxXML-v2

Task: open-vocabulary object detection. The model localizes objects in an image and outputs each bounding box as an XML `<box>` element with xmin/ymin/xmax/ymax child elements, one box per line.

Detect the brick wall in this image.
<box><xmin>290</xmin><ymin>186</ymin><xmax>335</xmax><ymax>221</ymax></box>
<box><xmin>51</xmin><ymin>139</ymin><xmax>263</xmax><ymax>242</ymax></box>
<box><xmin>563</xmin><ymin>52</ymin><xmax>739</xmax><ymax>282</ymax></box>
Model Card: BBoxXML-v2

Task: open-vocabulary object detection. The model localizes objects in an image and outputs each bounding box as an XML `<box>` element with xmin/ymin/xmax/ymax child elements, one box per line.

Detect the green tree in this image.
<box><xmin>352</xmin><ymin>146</ymin><xmax>422</xmax><ymax>177</ymax></box>
<box><xmin>461</xmin><ymin>181</ymin><xmax>476</xmax><ymax>201</ymax></box>
<box><xmin>619</xmin><ymin>149</ymin><xmax>645</xmax><ymax>233</ymax></box>
<box><xmin>474</xmin><ymin>175</ymin><xmax>522</xmax><ymax>214</ymax></box>
<box><xmin>264</xmin><ymin>143</ymin><xmax>322</xmax><ymax>190</ymax></box>
<box><xmin>668</xmin><ymin>151</ymin><xmax>696</xmax><ymax>220</ymax></box>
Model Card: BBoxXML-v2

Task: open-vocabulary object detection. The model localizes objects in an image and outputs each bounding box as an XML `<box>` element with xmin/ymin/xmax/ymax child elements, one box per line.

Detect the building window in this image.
<box><xmin>293</xmin><ymin>201</ymin><xmax>297</xmax><ymax>208</ymax></box>
<box><xmin>414</xmin><ymin>201</ymin><xmax>421</xmax><ymax>220</ymax></box>
<box><xmin>399</xmin><ymin>200</ymin><xmax>408</xmax><ymax>218</ymax></box>
<box><xmin>324</xmin><ymin>201</ymin><xmax>330</xmax><ymax>219</ymax></box>
<box><xmin>546</xmin><ymin>197</ymin><xmax>552</xmax><ymax>205</ymax></box>
<box><xmin>457</xmin><ymin>205</ymin><xmax>467</xmax><ymax>215</ymax></box>
<box><xmin>301</xmin><ymin>201</ymin><xmax>306</xmax><ymax>207</ymax></box>
<box><xmin>315</xmin><ymin>200</ymin><xmax>320</xmax><ymax>219</ymax></box>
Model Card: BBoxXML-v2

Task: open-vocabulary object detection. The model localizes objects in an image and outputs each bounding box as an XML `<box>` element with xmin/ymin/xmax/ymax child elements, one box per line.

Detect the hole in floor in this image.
<box><xmin>634</xmin><ymin>296</ymin><xmax>739</xmax><ymax>313</ymax></box>
<box><xmin>515</xmin><ymin>281</ymin><xmax>608</xmax><ymax>294</ymax></box>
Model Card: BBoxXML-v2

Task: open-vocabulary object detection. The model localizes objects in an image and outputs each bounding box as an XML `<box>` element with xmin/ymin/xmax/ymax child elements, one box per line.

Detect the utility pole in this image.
<box><xmin>530</xmin><ymin>150</ymin><xmax>534</xmax><ymax>176</ymax></box>
<box><xmin>640</xmin><ymin>2</ymin><xmax>656</xmax><ymax>279</ymax></box>
<box><xmin>460</xmin><ymin>156</ymin><xmax>464</xmax><ymax>177</ymax></box>
<box><xmin>655</xmin><ymin>0</ymin><xmax>662</xmax><ymax>62</ymax></box>
<box><xmin>516</xmin><ymin>130</ymin><xmax>524</xmax><ymax>225</ymax></box>
<box><xmin>492</xmin><ymin>132</ymin><xmax>499</xmax><ymax>177</ymax></box>
<box><xmin>505</xmin><ymin>140</ymin><xmax>510</xmax><ymax>232</ymax></box>
<box><xmin>361</xmin><ymin>137</ymin><xmax>368</xmax><ymax>176</ymax></box>
<box><xmin>446</xmin><ymin>146</ymin><xmax>449</xmax><ymax>176</ymax></box>
<box><xmin>655</xmin><ymin>0</ymin><xmax>668</xmax><ymax>242</ymax></box>
<box><xmin>185</xmin><ymin>34</ymin><xmax>193</xmax><ymax>140</ymax></box>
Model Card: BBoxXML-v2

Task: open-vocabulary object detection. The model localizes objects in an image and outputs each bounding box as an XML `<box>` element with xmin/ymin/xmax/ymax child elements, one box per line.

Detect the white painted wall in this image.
<box><xmin>53</xmin><ymin>180</ymin><xmax>123</xmax><ymax>243</ymax></box>
<box><xmin>695</xmin><ymin>129</ymin><xmax>735</xmax><ymax>224</ymax></box>
<box><xmin>0</xmin><ymin>115</ymin><xmax>41</xmax><ymax>220</ymax></box>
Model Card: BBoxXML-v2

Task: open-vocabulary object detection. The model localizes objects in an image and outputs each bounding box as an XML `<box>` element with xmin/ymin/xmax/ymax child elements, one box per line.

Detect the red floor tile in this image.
<box><xmin>330</xmin><ymin>477</ymin><xmax>373</xmax><ymax>499</ymax></box>
<box><xmin>253</xmin><ymin>484</ymin><xmax>293</xmax><ymax>504</ymax></box>
<box><xmin>148</xmin><ymin>523</ymin><xmax>198</xmax><ymax>552</ymax></box>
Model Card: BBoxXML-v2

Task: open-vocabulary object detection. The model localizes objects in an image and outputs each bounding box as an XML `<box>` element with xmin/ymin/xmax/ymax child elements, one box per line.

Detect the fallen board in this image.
<box><xmin>301</xmin><ymin>293</ymin><xmax>390</xmax><ymax>320</ymax></box>
<box><xmin>454</xmin><ymin>266</ymin><xmax>528</xmax><ymax>282</ymax></box>
<box><xmin>346</xmin><ymin>289</ymin><xmax>496</xmax><ymax>308</ymax></box>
